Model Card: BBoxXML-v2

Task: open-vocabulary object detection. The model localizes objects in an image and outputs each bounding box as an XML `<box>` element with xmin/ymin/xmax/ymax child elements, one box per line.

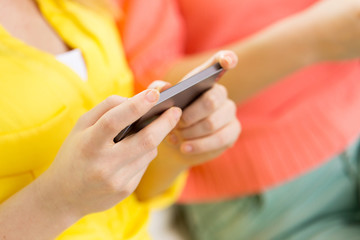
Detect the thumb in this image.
<box><xmin>147</xmin><ymin>80</ymin><xmax>172</xmax><ymax>92</ymax></box>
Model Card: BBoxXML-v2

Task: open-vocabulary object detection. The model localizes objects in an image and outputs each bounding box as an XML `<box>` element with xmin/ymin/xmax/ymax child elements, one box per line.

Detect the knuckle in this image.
<box><xmin>88</xmin><ymin>167</ymin><xmax>110</xmax><ymax>183</ymax></box>
<box><xmin>123</xmin><ymin>184</ymin><xmax>136</xmax><ymax>196</ymax></box>
<box><xmin>105</xmin><ymin>95</ymin><xmax>123</xmax><ymax>107</ymax></box>
<box><xmin>122</xmin><ymin>179</ymin><xmax>141</xmax><ymax>196</ymax></box>
<box><xmin>140</xmin><ymin>131</ymin><xmax>159</xmax><ymax>151</ymax></box>
<box><xmin>180</xmin><ymin>113</ymin><xmax>192</xmax><ymax>127</ymax></box>
<box><xmin>101</xmin><ymin>114</ymin><xmax>118</xmax><ymax>132</ymax></box>
<box><xmin>204</xmin><ymin>118</ymin><xmax>217</xmax><ymax>132</ymax></box>
<box><xmin>227</xmin><ymin>100</ymin><xmax>237</xmax><ymax>115</ymax></box>
<box><xmin>79</xmin><ymin>136</ymin><xmax>95</xmax><ymax>157</ymax></box>
<box><xmin>216</xmin><ymin>132</ymin><xmax>228</xmax><ymax>146</ymax></box>
<box><xmin>147</xmin><ymin>148</ymin><xmax>158</xmax><ymax>160</ymax></box>
<box><xmin>216</xmin><ymin>84</ymin><xmax>228</xmax><ymax>98</ymax></box>
<box><xmin>106</xmin><ymin>179</ymin><xmax>123</xmax><ymax>194</ymax></box>
<box><xmin>128</xmin><ymin>101</ymin><xmax>143</xmax><ymax>117</ymax></box>
<box><xmin>132</xmin><ymin>151</ymin><xmax>156</xmax><ymax>170</ymax></box>
<box><xmin>104</xmin><ymin>176</ymin><xmax>130</xmax><ymax>194</ymax></box>
<box><xmin>203</xmin><ymin>92</ymin><xmax>218</xmax><ymax>112</ymax></box>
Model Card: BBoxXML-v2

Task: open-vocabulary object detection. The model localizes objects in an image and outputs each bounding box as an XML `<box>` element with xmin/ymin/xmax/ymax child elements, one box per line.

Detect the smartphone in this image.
<box><xmin>113</xmin><ymin>63</ymin><xmax>225</xmax><ymax>143</ymax></box>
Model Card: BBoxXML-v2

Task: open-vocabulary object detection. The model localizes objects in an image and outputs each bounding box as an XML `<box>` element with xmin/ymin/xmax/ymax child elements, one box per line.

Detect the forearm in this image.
<box><xmin>135</xmin><ymin>142</ymin><xmax>187</xmax><ymax>201</ymax></box>
<box><xmin>164</xmin><ymin>12</ymin><xmax>320</xmax><ymax>103</ymax></box>
<box><xmin>136</xmin><ymin>12</ymin><xmax>319</xmax><ymax>201</ymax></box>
<box><xmin>0</xmin><ymin>173</ymin><xmax>80</xmax><ymax>240</ymax></box>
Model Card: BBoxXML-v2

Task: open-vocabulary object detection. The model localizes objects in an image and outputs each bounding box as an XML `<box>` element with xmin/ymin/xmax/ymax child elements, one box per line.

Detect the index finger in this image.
<box><xmin>90</xmin><ymin>89</ymin><xmax>160</xmax><ymax>145</ymax></box>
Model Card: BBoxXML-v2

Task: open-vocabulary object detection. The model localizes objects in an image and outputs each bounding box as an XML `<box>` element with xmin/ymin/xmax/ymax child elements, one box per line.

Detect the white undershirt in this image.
<box><xmin>56</xmin><ymin>49</ymin><xmax>88</xmax><ymax>81</ymax></box>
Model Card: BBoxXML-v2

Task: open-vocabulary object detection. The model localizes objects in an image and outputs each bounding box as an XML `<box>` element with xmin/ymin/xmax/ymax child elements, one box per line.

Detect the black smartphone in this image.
<box><xmin>113</xmin><ymin>63</ymin><xmax>225</xmax><ymax>143</ymax></box>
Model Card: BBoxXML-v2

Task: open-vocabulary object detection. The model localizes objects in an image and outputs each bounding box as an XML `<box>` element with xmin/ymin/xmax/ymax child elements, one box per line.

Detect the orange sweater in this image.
<box><xmin>118</xmin><ymin>0</ymin><xmax>360</xmax><ymax>203</ymax></box>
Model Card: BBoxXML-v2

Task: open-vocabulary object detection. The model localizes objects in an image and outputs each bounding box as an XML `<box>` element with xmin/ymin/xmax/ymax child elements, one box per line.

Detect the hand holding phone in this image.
<box><xmin>114</xmin><ymin>63</ymin><xmax>226</xmax><ymax>142</ymax></box>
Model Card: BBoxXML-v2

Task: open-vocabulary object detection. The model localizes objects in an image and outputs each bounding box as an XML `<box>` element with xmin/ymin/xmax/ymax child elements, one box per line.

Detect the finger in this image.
<box><xmin>165</xmin><ymin>130</ymin><xmax>181</xmax><ymax>146</ymax></box>
<box><xmin>75</xmin><ymin>95</ymin><xmax>127</xmax><ymax>129</ymax></box>
<box><xmin>180</xmin><ymin>119</ymin><xmax>241</xmax><ymax>155</ymax></box>
<box><xmin>217</xmin><ymin>50</ymin><xmax>238</xmax><ymax>70</ymax></box>
<box><xmin>179</xmin><ymin>84</ymin><xmax>228</xmax><ymax>128</ymax></box>
<box><xmin>116</xmin><ymin>107</ymin><xmax>182</xmax><ymax>157</ymax></box>
<box><xmin>180</xmin><ymin>100</ymin><xmax>236</xmax><ymax>139</ymax></box>
<box><xmin>147</xmin><ymin>80</ymin><xmax>172</xmax><ymax>92</ymax></box>
<box><xmin>181</xmin><ymin>50</ymin><xmax>238</xmax><ymax>81</ymax></box>
<box><xmin>91</xmin><ymin>89</ymin><xmax>160</xmax><ymax>144</ymax></box>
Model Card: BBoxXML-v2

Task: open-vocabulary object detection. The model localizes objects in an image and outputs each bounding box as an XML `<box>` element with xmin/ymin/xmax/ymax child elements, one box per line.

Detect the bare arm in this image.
<box><xmin>164</xmin><ymin>15</ymin><xmax>316</xmax><ymax>103</ymax></box>
<box><xmin>136</xmin><ymin>53</ymin><xmax>241</xmax><ymax>201</ymax></box>
<box><xmin>0</xmin><ymin>91</ymin><xmax>181</xmax><ymax>239</ymax></box>
<box><xmin>164</xmin><ymin>0</ymin><xmax>360</xmax><ymax>103</ymax></box>
<box><xmin>137</xmin><ymin>19</ymin><xmax>312</xmax><ymax>199</ymax></box>
<box><xmin>0</xmin><ymin>173</ymin><xmax>80</xmax><ymax>240</ymax></box>
<box><xmin>135</xmin><ymin>0</ymin><xmax>360</xmax><ymax>200</ymax></box>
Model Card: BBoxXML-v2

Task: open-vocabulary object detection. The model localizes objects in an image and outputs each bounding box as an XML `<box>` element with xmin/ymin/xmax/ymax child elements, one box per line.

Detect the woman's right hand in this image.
<box><xmin>39</xmin><ymin>89</ymin><xmax>181</xmax><ymax>217</ymax></box>
<box><xmin>302</xmin><ymin>0</ymin><xmax>360</xmax><ymax>61</ymax></box>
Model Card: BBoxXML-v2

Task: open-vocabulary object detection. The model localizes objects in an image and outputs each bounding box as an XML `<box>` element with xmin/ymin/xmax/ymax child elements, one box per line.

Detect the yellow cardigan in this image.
<box><xmin>0</xmin><ymin>0</ymin><xmax>184</xmax><ymax>239</ymax></box>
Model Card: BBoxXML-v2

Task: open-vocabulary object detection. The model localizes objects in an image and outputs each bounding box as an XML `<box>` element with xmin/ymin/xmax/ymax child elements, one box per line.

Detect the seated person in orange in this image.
<box><xmin>0</xmin><ymin>0</ymin><xmax>240</xmax><ymax>239</ymax></box>
<box><xmin>118</xmin><ymin>0</ymin><xmax>360</xmax><ymax>239</ymax></box>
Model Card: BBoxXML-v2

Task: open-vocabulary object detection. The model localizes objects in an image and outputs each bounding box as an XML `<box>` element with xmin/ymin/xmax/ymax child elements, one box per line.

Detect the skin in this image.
<box><xmin>144</xmin><ymin>0</ymin><xmax>360</xmax><ymax>200</ymax></box>
<box><xmin>136</xmin><ymin>53</ymin><xmax>240</xmax><ymax>200</ymax></box>
<box><xmin>164</xmin><ymin>0</ymin><xmax>360</xmax><ymax>103</ymax></box>
<box><xmin>0</xmin><ymin>0</ymin><xmax>240</xmax><ymax>239</ymax></box>
<box><xmin>0</xmin><ymin>0</ymin><xmax>69</xmax><ymax>54</ymax></box>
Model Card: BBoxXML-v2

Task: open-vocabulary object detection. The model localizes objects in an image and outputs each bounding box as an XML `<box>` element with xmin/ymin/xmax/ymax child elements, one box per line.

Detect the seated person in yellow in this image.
<box><xmin>0</xmin><ymin>0</ymin><xmax>240</xmax><ymax>239</ymax></box>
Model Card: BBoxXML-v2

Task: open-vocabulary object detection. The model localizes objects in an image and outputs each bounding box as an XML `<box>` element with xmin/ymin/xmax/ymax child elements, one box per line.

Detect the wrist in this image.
<box><xmin>0</xmin><ymin>171</ymin><xmax>83</xmax><ymax>239</ymax></box>
<box><xmin>32</xmin><ymin>171</ymin><xmax>83</xmax><ymax>228</ymax></box>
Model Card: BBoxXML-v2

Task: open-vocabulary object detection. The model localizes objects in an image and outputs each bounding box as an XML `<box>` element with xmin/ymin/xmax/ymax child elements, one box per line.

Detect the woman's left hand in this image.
<box><xmin>149</xmin><ymin>50</ymin><xmax>241</xmax><ymax>167</ymax></box>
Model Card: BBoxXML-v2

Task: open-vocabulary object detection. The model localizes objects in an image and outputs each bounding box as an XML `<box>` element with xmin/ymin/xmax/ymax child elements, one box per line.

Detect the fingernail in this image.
<box><xmin>155</xmin><ymin>85</ymin><xmax>163</xmax><ymax>91</ymax></box>
<box><xmin>145</xmin><ymin>89</ymin><xmax>159</xmax><ymax>103</ymax></box>
<box><xmin>149</xmin><ymin>80</ymin><xmax>165</xmax><ymax>89</ymax></box>
<box><xmin>181</xmin><ymin>144</ymin><xmax>193</xmax><ymax>153</ymax></box>
<box><xmin>224</xmin><ymin>56</ymin><xmax>232</xmax><ymax>65</ymax></box>
<box><xmin>151</xmin><ymin>82</ymin><xmax>166</xmax><ymax>92</ymax></box>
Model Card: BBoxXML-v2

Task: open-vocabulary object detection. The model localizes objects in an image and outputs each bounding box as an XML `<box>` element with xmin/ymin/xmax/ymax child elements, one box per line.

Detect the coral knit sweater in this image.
<box><xmin>118</xmin><ymin>0</ymin><xmax>360</xmax><ymax>203</ymax></box>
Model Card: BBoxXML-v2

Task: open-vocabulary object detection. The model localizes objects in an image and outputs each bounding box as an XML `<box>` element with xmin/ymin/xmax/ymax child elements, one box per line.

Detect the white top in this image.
<box><xmin>56</xmin><ymin>49</ymin><xmax>88</xmax><ymax>81</ymax></box>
